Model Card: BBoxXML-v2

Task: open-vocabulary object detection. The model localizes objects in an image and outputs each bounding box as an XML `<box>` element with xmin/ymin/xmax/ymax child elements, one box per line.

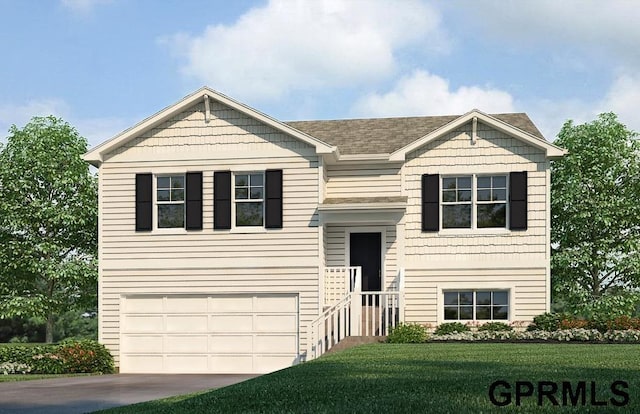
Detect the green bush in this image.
<box><xmin>0</xmin><ymin>340</ymin><xmax>114</xmax><ymax>374</ymax></box>
<box><xmin>477</xmin><ymin>322</ymin><xmax>513</xmax><ymax>332</ymax></box>
<box><xmin>527</xmin><ymin>312</ymin><xmax>561</xmax><ymax>331</ymax></box>
<box><xmin>387</xmin><ymin>323</ymin><xmax>428</xmax><ymax>343</ymax></box>
<box><xmin>57</xmin><ymin>339</ymin><xmax>114</xmax><ymax>374</ymax></box>
<box><xmin>434</xmin><ymin>322</ymin><xmax>470</xmax><ymax>335</ymax></box>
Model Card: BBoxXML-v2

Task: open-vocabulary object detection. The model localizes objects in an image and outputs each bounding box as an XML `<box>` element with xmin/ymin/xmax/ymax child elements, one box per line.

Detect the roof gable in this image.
<box><xmin>389</xmin><ymin>110</ymin><xmax>566</xmax><ymax>161</ymax></box>
<box><xmin>84</xmin><ymin>87</ymin><xmax>336</xmax><ymax>166</ymax></box>
<box><xmin>287</xmin><ymin>111</ymin><xmax>564</xmax><ymax>159</ymax></box>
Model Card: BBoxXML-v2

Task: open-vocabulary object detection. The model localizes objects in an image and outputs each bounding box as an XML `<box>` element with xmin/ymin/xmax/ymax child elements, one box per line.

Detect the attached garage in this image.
<box><xmin>120</xmin><ymin>294</ymin><xmax>299</xmax><ymax>374</ymax></box>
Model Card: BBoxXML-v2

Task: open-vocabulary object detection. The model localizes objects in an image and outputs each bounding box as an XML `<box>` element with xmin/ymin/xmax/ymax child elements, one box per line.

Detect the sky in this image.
<box><xmin>1</xmin><ymin>0</ymin><xmax>639</xmax><ymax>150</ymax></box>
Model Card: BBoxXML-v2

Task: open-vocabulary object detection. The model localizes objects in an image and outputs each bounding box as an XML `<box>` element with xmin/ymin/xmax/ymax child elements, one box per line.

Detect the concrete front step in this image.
<box><xmin>326</xmin><ymin>336</ymin><xmax>386</xmax><ymax>354</ymax></box>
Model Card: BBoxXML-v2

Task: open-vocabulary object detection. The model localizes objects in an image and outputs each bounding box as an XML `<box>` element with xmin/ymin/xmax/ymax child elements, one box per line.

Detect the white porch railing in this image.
<box><xmin>307</xmin><ymin>267</ymin><xmax>405</xmax><ymax>361</ymax></box>
<box><xmin>324</xmin><ymin>266</ymin><xmax>360</xmax><ymax>307</ymax></box>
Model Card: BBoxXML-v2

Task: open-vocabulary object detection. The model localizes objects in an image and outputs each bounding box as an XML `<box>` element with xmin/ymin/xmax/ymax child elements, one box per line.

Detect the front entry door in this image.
<box><xmin>349</xmin><ymin>232</ymin><xmax>382</xmax><ymax>292</ymax></box>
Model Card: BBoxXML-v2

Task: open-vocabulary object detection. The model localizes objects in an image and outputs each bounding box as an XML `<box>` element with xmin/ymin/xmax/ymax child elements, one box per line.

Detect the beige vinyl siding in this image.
<box><xmin>98</xmin><ymin>101</ymin><xmax>320</xmax><ymax>368</ymax></box>
<box><xmin>404</xmin><ymin>122</ymin><xmax>549</xmax><ymax>264</ymax></box>
<box><xmin>325</xmin><ymin>163</ymin><xmax>401</xmax><ymax>199</ymax></box>
<box><xmin>404</xmin><ymin>267</ymin><xmax>547</xmax><ymax>325</ymax></box>
<box><xmin>402</xmin><ymin>122</ymin><xmax>550</xmax><ymax>323</ymax></box>
<box><xmin>325</xmin><ymin>224</ymin><xmax>399</xmax><ymax>290</ymax></box>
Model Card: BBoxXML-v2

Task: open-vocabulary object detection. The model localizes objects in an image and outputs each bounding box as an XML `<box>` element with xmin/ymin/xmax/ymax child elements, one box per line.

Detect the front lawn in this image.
<box><xmin>98</xmin><ymin>343</ymin><xmax>640</xmax><ymax>413</ymax></box>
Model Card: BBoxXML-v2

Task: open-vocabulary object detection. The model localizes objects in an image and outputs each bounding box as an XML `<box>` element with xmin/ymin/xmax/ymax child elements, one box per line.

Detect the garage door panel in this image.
<box><xmin>210</xmin><ymin>296</ymin><xmax>253</xmax><ymax>312</ymax></box>
<box><xmin>121</xmin><ymin>294</ymin><xmax>298</xmax><ymax>374</ymax></box>
<box><xmin>123</xmin><ymin>355</ymin><xmax>163</xmax><ymax>373</ymax></box>
<box><xmin>210</xmin><ymin>355</ymin><xmax>253</xmax><ymax>373</ymax></box>
<box><xmin>166</xmin><ymin>315</ymin><xmax>208</xmax><ymax>332</ymax></box>
<box><xmin>210</xmin><ymin>314</ymin><xmax>253</xmax><ymax>332</ymax></box>
<box><xmin>209</xmin><ymin>335</ymin><xmax>253</xmax><ymax>353</ymax></box>
<box><xmin>165</xmin><ymin>355</ymin><xmax>208</xmax><ymax>373</ymax></box>
<box><xmin>165</xmin><ymin>297</ymin><xmax>208</xmax><ymax>313</ymax></box>
<box><xmin>255</xmin><ymin>295</ymin><xmax>297</xmax><ymax>312</ymax></box>
<box><xmin>254</xmin><ymin>334</ymin><xmax>297</xmax><ymax>353</ymax></box>
<box><xmin>165</xmin><ymin>335</ymin><xmax>208</xmax><ymax>353</ymax></box>
<box><xmin>255</xmin><ymin>314</ymin><xmax>297</xmax><ymax>332</ymax></box>
<box><xmin>123</xmin><ymin>315</ymin><xmax>163</xmax><ymax>332</ymax></box>
<box><xmin>124</xmin><ymin>297</ymin><xmax>163</xmax><ymax>313</ymax></box>
<box><xmin>122</xmin><ymin>335</ymin><xmax>163</xmax><ymax>353</ymax></box>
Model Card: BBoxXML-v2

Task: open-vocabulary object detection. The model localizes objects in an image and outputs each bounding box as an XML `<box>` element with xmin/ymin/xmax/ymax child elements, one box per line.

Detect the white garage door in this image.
<box><xmin>120</xmin><ymin>294</ymin><xmax>299</xmax><ymax>374</ymax></box>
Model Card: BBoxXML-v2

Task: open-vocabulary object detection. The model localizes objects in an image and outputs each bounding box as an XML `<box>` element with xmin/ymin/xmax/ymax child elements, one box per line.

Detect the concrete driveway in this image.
<box><xmin>0</xmin><ymin>374</ymin><xmax>258</xmax><ymax>414</ymax></box>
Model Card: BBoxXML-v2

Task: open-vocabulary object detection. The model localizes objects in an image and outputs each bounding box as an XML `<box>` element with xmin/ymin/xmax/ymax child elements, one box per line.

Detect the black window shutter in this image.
<box><xmin>422</xmin><ymin>174</ymin><xmax>439</xmax><ymax>232</ymax></box>
<box><xmin>214</xmin><ymin>171</ymin><xmax>231</xmax><ymax>229</ymax></box>
<box><xmin>265</xmin><ymin>169</ymin><xmax>283</xmax><ymax>229</ymax></box>
<box><xmin>185</xmin><ymin>172</ymin><xmax>203</xmax><ymax>230</ymax></box>
<box><xmin>509</xmin><ymin>171</ymin><xmax>528</xmax><ymax>230</ymax></box>
<box><xmin>135</xmin><ymin>173</ymin><xmax>152</xmax><ymax>231</ymax></box>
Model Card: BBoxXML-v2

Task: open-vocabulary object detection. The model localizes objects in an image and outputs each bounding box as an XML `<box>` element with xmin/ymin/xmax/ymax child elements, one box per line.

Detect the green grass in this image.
<box><xmin>0</xmin><ymin>373</ymin><xmax>97</xmax><ymax>382</ymax></box>
<box><xmin>98</xmin><ymin>343</ymin><xmax>640</xmax><ymax>413</ymax></box>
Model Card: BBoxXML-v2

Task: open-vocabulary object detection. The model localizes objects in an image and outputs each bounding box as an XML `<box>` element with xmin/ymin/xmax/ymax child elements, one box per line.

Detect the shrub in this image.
<box><xmin>478</xmin><ymin>322</ymin><xmax>513</xmax><ymax>332</ymax></box>
<box><xmin>434</xmin><ymin>322</ymin><xmax>470</xmax><ymax>335</ymax></box>
<box><xmin>0</xmin><ymin>340</ymin><xmax>114</xmax><ymax>374</ymax></box>
<box><xmin>387</xmin><ymin>323</ymin><xmax>427</xmax><ymax>343</ymax></box>
<box><xmin>528</xmin><ymin>312</ymin><xmax>561</xmax><ymax>331</ymax></box>
<box><xmin>1</xmin><ymin>362</ymin><xmax>31</xmax><ymax>375</ymax></box>
<box><xmin>57</xmin><ymin>339</ymin><xmax>115</xmax><ymax>374</ymax></box>
<box><xmin>606</xmin><ymin>316</ymin><xmax>640</xmax><ymax>331</ymax></box>
<box><xmin>558</xmin><ymin>317</ymin><xmax>589</xmax><ymax>330</ymax></box>
<box><xmin>30</xmin><ymin>351</ymin><xmax>66</xmax><ymax>374</ymax></box>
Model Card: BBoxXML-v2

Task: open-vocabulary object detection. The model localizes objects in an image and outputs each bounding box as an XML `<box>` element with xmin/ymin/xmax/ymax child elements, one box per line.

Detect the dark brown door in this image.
<box><xmin>349</xmin><ymin>232</ymin><xmax>382</xmax><ymax>292</ymax></box>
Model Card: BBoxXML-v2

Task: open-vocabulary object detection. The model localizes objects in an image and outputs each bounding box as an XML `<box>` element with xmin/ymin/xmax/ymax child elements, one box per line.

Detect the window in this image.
<box><xmin>157</xmin><ymin>175</ymin><xmax>184</xmax><ymax>228</ymax></box>
<box><xmin>441</xmin><ymin>175</ymin><xmax>507</xmax><ymax>229</ymax></box>
<box><xmin>234</xmin><ymin>173</ymin><xmax>264</xmax><ymax>226</ymax></box>
<box><xmin>477</xmin><ymin>176</ymin><xmax>506</xmax><ymax>228</ymax></box>
<box><xmin>443</xmin><ymin>290</ymin><xmax>509</xmax><ymax>320</ymax></box>
<box><xmin>442</xmin><ymin>176</ymin><xmax>472</xmax><ymax>228</ymax></box>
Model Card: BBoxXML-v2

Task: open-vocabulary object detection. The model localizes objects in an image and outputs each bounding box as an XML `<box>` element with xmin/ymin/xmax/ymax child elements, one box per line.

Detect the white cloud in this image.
<box><xmin>524</xmin><ymin>72</ymin><xmax>640</xmax><ymax>140</ymax></box>
<box><xmin>0</xmin><ymin>98</ymin><xmax>128</xmax><ymax>149</ymax></box>
<box><xmin>162</xmin><ymin>0</ymin><xmax>447</xmax><ymax>101</ymax></box>
<box><xmin>60</xmin><ymin>0</ymin><xmax>112</xmax><ymax>14</ymax></box>
<box><xmin>454</xmin><ymin>1</ymin><xmax>640</xmax><ymax>66</ymax></box>
<box><xmin>0</xmin><ymin>99</ymin><xmax>70</xmax><ymax>139</ymax></box>
<box><xmin>598</xmin><ymin>73</ymin><xmax>640</xmax><ymax>131</ymax></box>
<box><xmin>351</xmin><ymin>69</ymin><xmax>515</xmax><ymax>118</ymax></box>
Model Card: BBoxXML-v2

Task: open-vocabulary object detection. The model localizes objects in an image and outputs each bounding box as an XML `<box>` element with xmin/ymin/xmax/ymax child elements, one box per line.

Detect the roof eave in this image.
<box><xmin>389</xmin><ymin>110</ymin><xmax>566</xmax><ymax>161</ymax></box>
<box><xmin>83</xmin><ymin>86</ymin><xmax>336</xmax><ymax>165</ymax></box>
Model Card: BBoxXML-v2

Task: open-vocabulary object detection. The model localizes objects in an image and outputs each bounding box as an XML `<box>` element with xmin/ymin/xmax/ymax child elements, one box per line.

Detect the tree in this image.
<box><xmin>0</xmin><ymin>116</ymin><xmax>97</xmax><ymax>343</ymax></box>
<box><xmin>551</xmin><ymin>113</ymin><xmax>640</xmax><ymax>315</ymax></box>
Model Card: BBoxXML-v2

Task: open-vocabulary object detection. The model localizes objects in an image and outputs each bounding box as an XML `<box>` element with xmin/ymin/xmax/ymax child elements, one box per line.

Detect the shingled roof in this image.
<box><xmin>286</xmin><ymin>113</ymin><xmax>544</xmax><ymax>155</ymax></box>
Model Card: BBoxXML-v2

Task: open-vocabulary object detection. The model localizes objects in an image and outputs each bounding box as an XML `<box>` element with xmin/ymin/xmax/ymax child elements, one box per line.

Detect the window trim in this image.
<box><xmin>154</xmin><ymin>173</ymin><xmax>187</xmax><ymax>232</ymax></box>
<box><xmin>440</xmin><ymin>173</ymin><xmax>509</xmax><ymax>231</ymax></box>
<box><xmin>437</xmin><ymin>284</ymin><xmax>514</xmax><ymax>324</ymax></box>
<box><xmin>232</xmin><ymin>171</ymin><xmax>265</xmax><ymax>229</ymax></box>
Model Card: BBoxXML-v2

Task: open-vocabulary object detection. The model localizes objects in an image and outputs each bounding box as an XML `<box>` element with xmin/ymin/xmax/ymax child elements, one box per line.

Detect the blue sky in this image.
<box><xmin>1</xmin><ymin>0</ymin><xmax>638</xmax><ymax>149</ymax></box>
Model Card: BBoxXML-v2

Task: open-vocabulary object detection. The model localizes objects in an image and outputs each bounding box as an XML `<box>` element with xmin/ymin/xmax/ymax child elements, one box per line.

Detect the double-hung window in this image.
<box><xmin>441</xmin><ymin>175</ymin><xmax>507</xmax><ymax>229</ymax></box>
<box><xmin>157</xmin><ymin>175</ymin><xmax>185</xmax><ymax>228</ymax></box>
<box><xmin>476</xmin><ymin>176</ymin><xmax>507</xmax><ymax>228</ymax></box>
<box><xmin>234</xmin><ymin>173</ymin><xmax>264</xmax><ymax>227</ymax></box>
<box><xmin>443</xmin><ymin>290</ymin><xmax>509</xmax><ymax>320</ymax></box>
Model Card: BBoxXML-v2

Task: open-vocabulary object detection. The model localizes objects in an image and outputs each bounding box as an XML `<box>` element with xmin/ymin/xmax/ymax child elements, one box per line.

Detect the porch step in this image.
<box><xmin>326</xmin><ymin>336</ymin><xmax>386</xmax><ymax>354</ymax></box>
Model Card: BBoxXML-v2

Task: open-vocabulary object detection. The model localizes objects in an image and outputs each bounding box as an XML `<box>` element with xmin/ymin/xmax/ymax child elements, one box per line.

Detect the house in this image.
<box><xmin>84</xmin><ymin>86</ymin><xmax>566</xmax><ymax>374</ymax></box>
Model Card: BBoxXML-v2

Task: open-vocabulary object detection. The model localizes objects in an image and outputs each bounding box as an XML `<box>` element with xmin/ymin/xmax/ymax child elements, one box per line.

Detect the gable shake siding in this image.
<box><xmin>98</xmin><ymin>103</ymin><xmax>320</xmax><ymax>367</ymax></box>
<box><xmin>402</xmin><ymin>122</ymin><xmax>549</xmax><ymax>324</ymax></box>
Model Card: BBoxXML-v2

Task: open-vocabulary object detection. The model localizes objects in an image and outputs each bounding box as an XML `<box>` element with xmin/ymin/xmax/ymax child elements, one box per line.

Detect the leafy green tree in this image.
<box><xmin>0</xmin><ymin>116</ymin><xmax>97</xmax><ymax>343</ymax></box>
<box><xmin>551</xmin><ymin>113</ymin><xmax>640</xmax><ymax>314</ymax></box>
